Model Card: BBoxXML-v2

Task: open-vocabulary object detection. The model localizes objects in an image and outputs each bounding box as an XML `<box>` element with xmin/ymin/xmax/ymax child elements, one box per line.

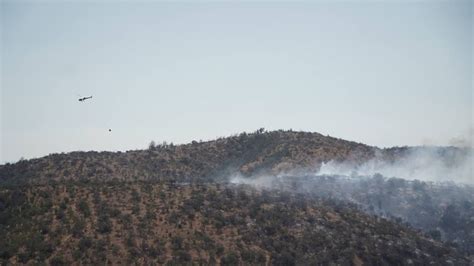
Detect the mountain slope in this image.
<box><xmin>1</xmin><ymin>130</ymin><xmax>472</xmax><ymax>264</ymax></box>
<box><xmin>0</xmin><ymin>130</ymin><xmax>376</xmax><ymax>184</ymax></box>
<box><xmin>1</xmin><ymin>181</ymin><xmax>470</xmax><ymax>265</ymax></box>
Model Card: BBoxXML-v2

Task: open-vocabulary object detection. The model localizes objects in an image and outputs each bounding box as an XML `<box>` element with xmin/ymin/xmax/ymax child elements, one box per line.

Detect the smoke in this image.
<box><xmin>228</xmin><ymin>147</ymin><xmax>473</xmax><ymax>186</ymax></box>
<box><xmin>318</xmin><ymin>147</ymin><xmax>473</xmax><ymax>185</ymax></box>
<box><xmin>227</xmin><ymin>147</ymin><xmax>474</xmax><ymax>253</ymax></box>
<box><xmin>229</xmin><ymin>173</ymin><xmax>285</xmax><ymax>189</ymax></box>
<box><xmin>448</xmin><ymin>127</ymin><xmax>474</xmax><ymax>148</ymax></box>
<box><xmin>230</xmin><ymin>147</ymin><xmax>473</xmax><ymax>186</ymax></box>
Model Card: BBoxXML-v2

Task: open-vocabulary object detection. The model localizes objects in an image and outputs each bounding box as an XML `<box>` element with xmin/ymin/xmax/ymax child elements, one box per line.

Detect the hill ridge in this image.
<box><xmin>0</xmin><ymin>129</ymin><xmax>378</xmax><ymax>184</ymax></box>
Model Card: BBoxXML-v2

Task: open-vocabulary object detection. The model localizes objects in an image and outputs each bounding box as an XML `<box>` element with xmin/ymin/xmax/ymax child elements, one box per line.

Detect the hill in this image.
<box><xmin>1</xmin><ymin>129</ymin><xmax>472</xmax><ymax>264</ymax></box>
<box><xmin>1</xmin><ymin>181</ymin><xmax>471</xmax><ymax>265</ymax></box>
<box><xmin>0</xmin><ymin>129</ymin><xmax>377</xmax><ymax>185</ymax></box>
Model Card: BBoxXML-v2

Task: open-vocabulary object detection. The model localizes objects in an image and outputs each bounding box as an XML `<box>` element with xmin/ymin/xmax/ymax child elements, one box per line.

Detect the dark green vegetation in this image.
<box><xmin>0</xmin><ymin>181</ymin><xmax>470</xmax><ymax>265</ymax></box>
<box><xmin>0</xmin><ymin>130</ymin><xmax>472</xmax><ymax>264</ymax></box>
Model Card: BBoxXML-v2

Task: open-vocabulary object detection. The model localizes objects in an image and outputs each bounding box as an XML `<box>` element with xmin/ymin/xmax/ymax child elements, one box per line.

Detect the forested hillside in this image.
<box><xmin>0</xmin><ymin>130</ymin><xmax>376</xmax><ymax>185</ymax></box>
<box><xmin>1</xmin><ymin>181</ymin><xmax>470</xmax><ymax>265</ymax></box>
<box><xmin>1</xmin><ymin>130</ymin><xmax>472</xmax><ymax>264</ymax></box>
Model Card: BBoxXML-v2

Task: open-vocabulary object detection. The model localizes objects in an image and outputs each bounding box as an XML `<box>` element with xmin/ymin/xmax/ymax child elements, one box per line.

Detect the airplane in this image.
<box><xmin>78</xmin><ymin>96</ymin><xmax>92</xmax><ymax>102</ymax></box>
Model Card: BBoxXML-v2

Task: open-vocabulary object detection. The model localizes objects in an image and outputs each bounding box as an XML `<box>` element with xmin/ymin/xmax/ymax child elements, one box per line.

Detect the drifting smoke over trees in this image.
<box><xmin>231</xmin><ymin>173</ymin><xmax>474</xmax><ymax>255</ymax></box>
<box><xmin>1</xmin><ymin>130</ymin><xmax>473</xmax><ymax>263</ymax></box>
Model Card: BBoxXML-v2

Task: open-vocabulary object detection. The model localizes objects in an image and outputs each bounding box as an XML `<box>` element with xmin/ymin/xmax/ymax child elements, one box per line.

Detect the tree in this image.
<box><xmin>77</xmin><ymin>199</ymin><xmax>91</xmax><ymax>217</ymax></box>
<box><xmin>221</xmin><ymin>252</ymin><xmax>239</xmax><ymax>265</ymax></box>
<box><xmin>149</xmin><ymin>141</ymin><xmax>156</xmax><ymax>150</ymax></box>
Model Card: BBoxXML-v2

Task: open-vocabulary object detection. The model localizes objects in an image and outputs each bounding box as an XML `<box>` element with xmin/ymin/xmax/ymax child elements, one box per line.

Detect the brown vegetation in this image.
<box><xmin>1</xmin><ymin>181</ymin><xmax>470</xmax><ymax>265</ymax></box>
<box><xmin>1</xmin><ymin>130</ymin><xmax>472</xmax><ymax>264</ymax></box>
<box><xmin>0</xmin><ymin>130</ymin><xmax>376</xmax><ymax>185</ymax></box>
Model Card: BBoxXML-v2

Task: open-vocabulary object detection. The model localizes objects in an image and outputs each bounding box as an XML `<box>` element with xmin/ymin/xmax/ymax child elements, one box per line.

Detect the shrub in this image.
<box><xmin>50</xmin><ymin>255</ymin><xmax>66</xmax><ymax>266</ymax></box>
<box><xmin>221</xmin><ymin>252</ymin><xmax>239</xmax><ymax>265</ymax></box>
<box><xmin>77</xmin><ymin>200</ymin><xmax>91</xmax><ymax>217</ymax></box>
<box><xmin>78</xmin><ymin>237</ymin><xmax>93</xmax><ymax>252</ymax></box>
<box><xmin>97</xmin><ymin>214</ymin><xmax>112</xmax><ymax>234</ymax></box>
<box><xmin>173</xmin><ymin>250</ymin><xmax>192</xmax><ymax>263</ymax></box>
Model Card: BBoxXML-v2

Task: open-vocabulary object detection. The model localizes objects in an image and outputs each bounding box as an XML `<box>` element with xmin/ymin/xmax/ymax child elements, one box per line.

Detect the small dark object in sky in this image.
<box><xmin>78</xmin><ymin>96</ymin><xmax>92</xmax><ymax>102</ymax></box>
<box><xmin>109</xmin><ymin>129</ymin><xmax>112</xmax><ymax>132</ymax></box>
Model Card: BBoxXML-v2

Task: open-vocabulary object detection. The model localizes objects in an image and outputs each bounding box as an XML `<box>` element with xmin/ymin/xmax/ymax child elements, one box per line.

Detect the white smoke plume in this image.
<box><xmin>317</xmin><ymin>147</ymin><xmax>473</xmax><ymax>185</ymax></box>
<box><xmin>229</xmin><ymin>173</ymin><xmax>286</xmax><ymax>188</ymax></box>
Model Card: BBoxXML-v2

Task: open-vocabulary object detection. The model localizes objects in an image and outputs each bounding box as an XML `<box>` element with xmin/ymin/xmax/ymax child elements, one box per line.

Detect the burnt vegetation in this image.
<box><xmin>264</xmin><ymin>174</ymin><xmax>474</xmax><ymax>256</ymax></box>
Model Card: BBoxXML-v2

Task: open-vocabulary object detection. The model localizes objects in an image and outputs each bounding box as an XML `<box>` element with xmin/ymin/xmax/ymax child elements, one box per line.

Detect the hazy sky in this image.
<box><xmin>1</xmin><ymin>0</ymin><xmax>472</xmax><ymax>163</ymax></box>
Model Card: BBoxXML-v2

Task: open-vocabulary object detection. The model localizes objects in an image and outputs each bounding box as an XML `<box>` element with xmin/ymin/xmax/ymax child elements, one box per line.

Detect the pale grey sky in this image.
<box><xmin>1</xmin><ymin>0</ymin><xmax>472</xmax><ymax>163</ymax></box>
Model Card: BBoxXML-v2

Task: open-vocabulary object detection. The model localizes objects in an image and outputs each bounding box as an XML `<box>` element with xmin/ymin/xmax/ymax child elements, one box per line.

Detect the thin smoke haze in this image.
<box><xmin>317</xmin><ymin>147</ymin><xmax>473</xmax><ymax>185</ymax></box>
<box><xmin>229</xmin><ymin>147</ymin><xmax>473</xmax><ymax>186</ymax></box>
